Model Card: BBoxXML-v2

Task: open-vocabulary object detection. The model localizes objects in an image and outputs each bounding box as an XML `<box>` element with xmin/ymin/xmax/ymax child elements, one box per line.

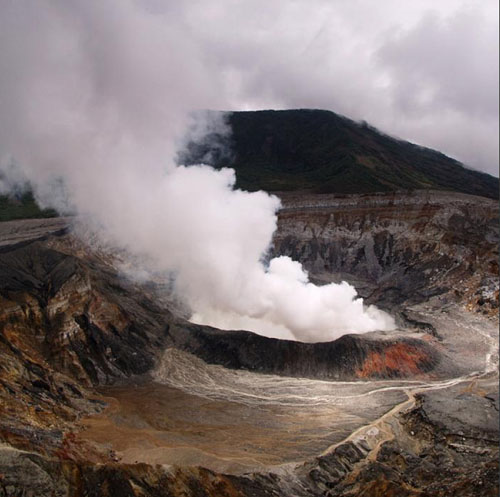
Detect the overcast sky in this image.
<box><xmin>172</xmin><ymin>0</ymin><xmax>498</xmax><ymax>176</ymax></box>
<box><xmin>1</xmin><ymin>0</ymin><xmax>498</xmax><ymax>176</ymax></box>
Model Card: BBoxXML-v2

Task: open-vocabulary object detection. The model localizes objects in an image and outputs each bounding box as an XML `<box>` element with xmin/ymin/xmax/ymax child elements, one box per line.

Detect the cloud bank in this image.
<box><xmin>170</xmin><ymin>0</ymin><xmax>498</xmax><ymax>174</ymax></box>
<box><xmin>1</xmin><ymin>1</ymin><xmax>498</xmax><ymax>174</ymax></box>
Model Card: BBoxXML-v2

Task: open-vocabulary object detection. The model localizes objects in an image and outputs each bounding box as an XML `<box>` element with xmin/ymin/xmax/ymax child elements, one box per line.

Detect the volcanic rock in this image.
<box><xmin>0</xmin><ymin>190</ymin><xmax>497</xmax><ymax>496</ymax></box>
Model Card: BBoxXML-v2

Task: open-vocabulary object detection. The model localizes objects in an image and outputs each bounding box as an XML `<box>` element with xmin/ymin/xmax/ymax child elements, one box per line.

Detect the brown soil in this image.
<box><xmin>77</xmin><ymin>380</ymin><xmax>349</xmax><ymax>474</ymax></box>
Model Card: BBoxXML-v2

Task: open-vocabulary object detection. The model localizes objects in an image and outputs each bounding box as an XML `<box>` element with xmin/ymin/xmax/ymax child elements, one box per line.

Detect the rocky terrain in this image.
<box><xmin>0</xmin><ymin>190</ymin><xmax>497</xmax><ymax>496</ymax></box>
<box><xmin>276</xmin><ymin>190</ymin><xmax>499</xmax><ymax>311</ymax></box>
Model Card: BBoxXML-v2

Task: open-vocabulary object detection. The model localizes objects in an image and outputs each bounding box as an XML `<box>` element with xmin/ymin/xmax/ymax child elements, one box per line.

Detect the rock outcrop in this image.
<box><xmin>0</xmin><ymin>240</ymin><xmax>173</xmax><ymax>387</ymax></box>
<box><xmin>165</xmin><ymin>323</ymin><xmax>440</xmax><ymax>380</ymax></box>
<box><xmin>274</xmin><ymin>190</ymin><xmax>499</xmax><ymax>315</ymax></box>
<box><xmin>0</xmin><ymin>229</ymin><xmax>176</xmax><ymax>466</ymax></box>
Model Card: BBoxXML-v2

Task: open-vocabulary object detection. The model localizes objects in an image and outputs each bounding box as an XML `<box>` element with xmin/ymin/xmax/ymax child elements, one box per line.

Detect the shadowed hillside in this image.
<box><xmin>179</xmin><ymin>109</ymin><xmax>498</xmax><ymax>199</ymax></box>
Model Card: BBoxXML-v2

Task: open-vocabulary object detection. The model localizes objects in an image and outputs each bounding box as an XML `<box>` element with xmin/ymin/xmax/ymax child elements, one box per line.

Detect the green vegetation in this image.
<box><xmin>180</xmin><ymin>109</ymin><xmax>498</xmax><ymax>199</ymax></box>
<box><xmin>0</xmin><ymin>191</ymin><xmax>58</xmax><ymax>222</ymax></box>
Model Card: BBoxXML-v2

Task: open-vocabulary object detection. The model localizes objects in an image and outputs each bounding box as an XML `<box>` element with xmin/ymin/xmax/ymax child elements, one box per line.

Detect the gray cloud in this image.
<box><xmin>2</xmin><ymin>1</ymin><xmax>496</xmax><ymax>174</ymax></box>
<box><xmin>173</xmin><ymin>0</ymin><xmax>498</xmax><ymax>174</ymax></box>
<box><xmin>376</xmin><ymin>7</ymin><xmax>498</xmax><ymax>173</ymax></box>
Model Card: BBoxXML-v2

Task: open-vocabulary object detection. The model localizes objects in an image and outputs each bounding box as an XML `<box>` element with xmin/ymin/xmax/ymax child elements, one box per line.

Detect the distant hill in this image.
<box><xmin>179</xmin><ymin>109</ymin><xmax>498</xmax><ymax>199</ymax></box>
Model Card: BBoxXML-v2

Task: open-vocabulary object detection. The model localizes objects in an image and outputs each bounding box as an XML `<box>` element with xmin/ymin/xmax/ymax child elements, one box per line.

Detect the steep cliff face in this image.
<box><xmin>274</xmin><ymin>190</ymin><xmax>498</xmax><ymax>314</ymax></box>
<box><xmin>0</xmin><ymin>241</ymin><xmax>173</xmax><ymax>387</ymax></box>
<box><xmin>162</xmin><ymin>190</ymin><xmax>497</xmax><ymax>381</ymax></box>
<box><xmin>0</xmin><ymin>230</ymin><xmax>177</xmax><ymax>463</ymax></box>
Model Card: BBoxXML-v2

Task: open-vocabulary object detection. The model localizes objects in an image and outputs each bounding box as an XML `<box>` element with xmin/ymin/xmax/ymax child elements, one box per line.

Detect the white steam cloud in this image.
<box><xmin>0</xmin><ymin>1</ymin><xmax>395</xmax><ymax>342</ymax></box>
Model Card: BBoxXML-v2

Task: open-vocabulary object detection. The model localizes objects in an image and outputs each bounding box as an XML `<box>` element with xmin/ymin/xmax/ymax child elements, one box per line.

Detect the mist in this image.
<box><xmin>0</xmin><ymin>1</ymin><xmax>399</xmax><ymax>342</ymax></box>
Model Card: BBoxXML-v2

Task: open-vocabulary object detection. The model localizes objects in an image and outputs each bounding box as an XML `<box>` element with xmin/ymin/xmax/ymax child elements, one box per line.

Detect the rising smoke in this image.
<box><xmin>0</xmin><ymin>1</ymin><xmax>395</xmax><ymax>342</ymax></box>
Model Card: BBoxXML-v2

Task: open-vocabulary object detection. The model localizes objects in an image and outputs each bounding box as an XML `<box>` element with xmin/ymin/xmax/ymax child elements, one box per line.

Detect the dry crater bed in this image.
<box><xmin>0</xmin><ymin>190</ymin><xmax>498</xmax><ymax>497</ymax></box>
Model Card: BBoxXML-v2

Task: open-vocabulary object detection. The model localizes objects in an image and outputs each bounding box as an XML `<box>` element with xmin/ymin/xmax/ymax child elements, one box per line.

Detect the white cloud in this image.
<box><xmin>0</xmin><ymin>0</ymin><xmax>398</xmax><ymax>342</ymax></box>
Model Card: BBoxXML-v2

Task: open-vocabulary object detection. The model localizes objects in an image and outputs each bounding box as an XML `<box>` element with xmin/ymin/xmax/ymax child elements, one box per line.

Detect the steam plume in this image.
<box><xmin>0</xmin><ymin>1</ymin><xmax>395</xmax><ymax>342</ymax></box>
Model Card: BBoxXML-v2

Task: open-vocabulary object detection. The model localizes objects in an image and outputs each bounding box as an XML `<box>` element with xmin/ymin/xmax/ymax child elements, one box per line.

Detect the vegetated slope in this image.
<box><xmin>0</xmin><ymin>191</ymin><xmax>57</xmax><ymax>222</ymax></box>
<box><xmin>179</xmin><ymin>109</ymin><xmax>498</xmax><ymax>199</ymax></box>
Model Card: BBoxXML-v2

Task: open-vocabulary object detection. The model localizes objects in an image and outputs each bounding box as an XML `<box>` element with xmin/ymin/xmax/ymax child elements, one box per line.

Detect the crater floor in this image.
<box><xmin>76</xmin><ymin>298</ymin><xmax>498</xmax><ymax>475</ymax></box>
<box><xmin>79</xmin><ymin>352</ymin><xmax>409</xmax><ymax>473</ymax></box>
<box><xmin>0</xmin><ymin>190</ymin><xmax>497</xmax><ymax>496</ymax></box>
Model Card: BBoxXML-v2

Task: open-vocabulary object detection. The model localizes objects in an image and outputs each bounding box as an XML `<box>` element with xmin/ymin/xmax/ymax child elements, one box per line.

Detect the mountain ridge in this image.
<box><xmin>179</xmin><ymin>108</ymin><xmax>498</xmax><ymax>199</ymax></box>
